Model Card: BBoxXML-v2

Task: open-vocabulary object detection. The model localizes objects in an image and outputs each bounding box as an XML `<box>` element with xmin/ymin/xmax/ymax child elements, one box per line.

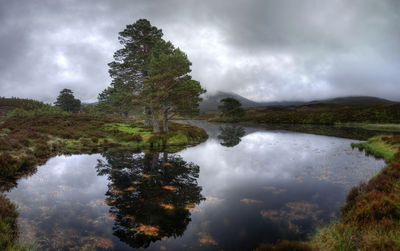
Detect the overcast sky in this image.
<box><xmin>1</xmin><ymin>0</ymin><xmax>400</xmax><ymax>103</ymax></box>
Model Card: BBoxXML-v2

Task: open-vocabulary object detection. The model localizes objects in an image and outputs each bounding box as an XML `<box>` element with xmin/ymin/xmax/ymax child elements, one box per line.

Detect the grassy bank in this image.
<box><xmin>0</xmin><ymin>98</ymin><xmax>208</xmax><ymax>180</ymax></box>
<box><xmin>310</xmin><ymin>135</ymin><xmax>400</xmax><ymax>250</ymax></box>
<box><xmin>351</xmin><ymin>135</ymin><xmax>399</xmax><ymax>162</ymax></box>
<box><xmin>255</xmin><ymin>135</ymin><xmax>400</xmax><ymax>250</ymax></box>
<box><xmin>0</xmin><ymin>194</ymin><xmax>34</xmax><ymax>251</ymax></box>
<box><xmin>0</xmin><ymin>113</ymin><xmax>207</xmax><ymax>179</ymax></box>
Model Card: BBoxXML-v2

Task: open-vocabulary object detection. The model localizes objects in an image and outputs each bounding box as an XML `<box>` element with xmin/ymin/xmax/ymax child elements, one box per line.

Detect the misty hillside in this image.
<box><xmin>305</xmin><ymin>96</ymin><xmax>395</xmax><ymax>106</ymax></box>
<box><xmin>200</xmin><ymin>91</ymin><xmax>304</xmax><ymax>111</ymax></box>
<box><xmin>200</xmin><ymin>91</ymin><xmax>259</xmax><ymax>111</ymax></box>
<box><xmin>200</xmin><ymin>92</ymin><xmax>396</xmax><ymax>112</ymax></box>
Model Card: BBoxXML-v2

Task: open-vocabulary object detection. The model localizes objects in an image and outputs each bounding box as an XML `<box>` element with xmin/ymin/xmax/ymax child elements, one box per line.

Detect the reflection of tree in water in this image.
<box><xmin>97</xmin><ymin>151</ymin><xmax>204</xmax><ymax>248</ymax></box>
<box><xmin>217</xmin><ymin>125</ymin><xmax>245</xmax><ymax>147</ymax></box>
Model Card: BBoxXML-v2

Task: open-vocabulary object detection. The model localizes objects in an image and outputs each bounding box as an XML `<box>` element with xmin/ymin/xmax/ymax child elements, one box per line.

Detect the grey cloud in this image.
<box><xmin>0</xmin><ymin>0</ymin><xmax>400</xmax><ymax>102</ymax></box>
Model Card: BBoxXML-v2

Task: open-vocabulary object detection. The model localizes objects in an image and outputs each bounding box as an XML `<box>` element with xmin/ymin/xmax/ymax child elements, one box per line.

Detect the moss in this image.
<box><xmin>167</xmin><ymin>133</ymin><xmax>188</xmax><ymax>145</ymax></box>
<box><xmin>352</xmin><ymin>135</ymin><xmax>397</xmax><ymax>163</ymax></box>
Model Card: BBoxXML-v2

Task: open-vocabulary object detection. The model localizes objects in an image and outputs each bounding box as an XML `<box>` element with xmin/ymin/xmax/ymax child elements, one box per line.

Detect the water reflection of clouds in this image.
<box><xmin>4</xmin><ymin>127</ymin><xmax>387</xmax><ymax>250</ymax></box>
<box><xmin>181</xmin><ymin>131</ymin><xmax>385</xmax><ymax>194</ymax></box>
<box><xmin>8</xmin><ymin>154</ymin><xmax>109</xmax><ymax>202</ymax></box>
<box><xmin>6</xmin><ymin>154</ymin><xmax>118</xmax><ymax>249</ymax></box>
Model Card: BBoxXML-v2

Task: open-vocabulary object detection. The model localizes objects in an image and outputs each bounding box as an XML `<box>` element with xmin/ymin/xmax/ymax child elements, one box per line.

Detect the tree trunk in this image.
<box><xmin>163</xmin><ymin>108</ymin><xmax>169</xmax><ymax>133</ymax></box>
<box><xmin>152</xmin><ymin>112</ymin><xmax>160</xmax><ymax>133</ymax></box>
<box><xmin>144</xmin><ymin>106</ymin><xmax>152</xmax><ymax>127</ymax></box>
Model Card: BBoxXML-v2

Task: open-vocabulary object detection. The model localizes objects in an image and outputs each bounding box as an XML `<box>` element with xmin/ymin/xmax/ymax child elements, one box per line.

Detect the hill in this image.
<box><xmin>200</xmin><ymin>91</ymin><xmax>258</xmax><ymax>111</ymax></box>
<box><xmin>305</xmin><ymin>96</ymin><xmax>395</xmax><ymax>106</ymax></box>
<box><xmin>200</xmin><ymin>92</ymin><xmax>396</xmax><ymax>112</ymax></box>
<box><xmin>199</xmin><ymin>91</ymin><xmax>303</xmax><ymax>111</ymax></box>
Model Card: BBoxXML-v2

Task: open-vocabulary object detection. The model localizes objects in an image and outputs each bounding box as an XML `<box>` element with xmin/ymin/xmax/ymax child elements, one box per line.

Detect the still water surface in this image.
<box><xmin>7</xmin><ymin>123</ymin><xmax>386</xmax><ymax>250</ymax></box>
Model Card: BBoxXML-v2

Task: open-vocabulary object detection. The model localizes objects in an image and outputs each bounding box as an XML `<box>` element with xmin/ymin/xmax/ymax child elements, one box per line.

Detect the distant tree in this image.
<box><xmin>218</xmin><ymin>97</ymin><xmax>245</xmax><ymax>120</ymax></box>
<box><xmin>54</xmin><ymin>88</ymin><xmax>81</xmax><ymax>113</ymax></box>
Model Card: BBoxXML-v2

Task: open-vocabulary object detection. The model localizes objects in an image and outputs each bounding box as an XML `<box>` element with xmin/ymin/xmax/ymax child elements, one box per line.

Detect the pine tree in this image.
<box><xmin>100</xmin><ymin>19</ymin><xmax>205</xmax><ymax>133</ymax></box>
<box><xmin>145</xmin><ymin>40</ymin><xmax>205</xmax><ymax>132</ymax></box>
<box><xmin>54</xmin><ymin>88</ymin><xmax>81</xmax><ymax>113</ymax></box>
<box><xmin>99</xmin><ymin>19</ymin><xmax>163</xmax><ymax>126</ymax></box>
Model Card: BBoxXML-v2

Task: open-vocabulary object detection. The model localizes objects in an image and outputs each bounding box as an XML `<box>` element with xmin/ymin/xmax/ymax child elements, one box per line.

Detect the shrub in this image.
<box><xmin>0</xmin><ymin>194</ymin><xmax>19</xmax><ymax>249</ymax></box>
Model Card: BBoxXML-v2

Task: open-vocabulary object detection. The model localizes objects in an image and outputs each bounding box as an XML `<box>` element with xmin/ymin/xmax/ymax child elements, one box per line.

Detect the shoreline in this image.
<box><xmin>2</xmin><ymin>116</ymin><xmax>399</xmax><ymax>250</ymax></box>
<box><xmin>0</xmin><ymin>114</ymin><xmax>208</xmax><ymax>182</ymax></box>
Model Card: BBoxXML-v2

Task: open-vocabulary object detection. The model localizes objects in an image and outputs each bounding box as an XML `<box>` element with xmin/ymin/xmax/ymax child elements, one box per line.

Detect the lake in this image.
<box><xmin>5</xmin><ymin>122</ymin><xmax>386</xmax><ymax>250</ymax></box>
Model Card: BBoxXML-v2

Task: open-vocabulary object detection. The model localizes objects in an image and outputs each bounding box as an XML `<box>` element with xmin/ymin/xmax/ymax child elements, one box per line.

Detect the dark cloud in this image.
<box><xmin>0</xmin><ymin>0</ymin><xmax>399</xmax><ymax>102</ymax></box>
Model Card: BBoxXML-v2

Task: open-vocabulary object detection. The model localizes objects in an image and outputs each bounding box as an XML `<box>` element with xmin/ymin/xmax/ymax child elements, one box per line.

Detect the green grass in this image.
<box><xmin>167</xmin><ymin>133</ymin><xmax>189</xmax><ymax>145</ymax></box>
<box><xmin>311</xmin><ymin>223</ymin><xmax>400</xmax><ymax>251</ymax></box>
<box><xmin>104</xmin><ymin>123</ymin><xmax>154</xmax><ymax>141</ymax></box>
<box><xmin>351</xmin><ymin>135</ymin><xmax>398</xmax><ymax>163</ymax></box>
<box><xmin>337</xmin><ymin>123</ymin><xmax>400</xmax><ymax>132</ymax></box>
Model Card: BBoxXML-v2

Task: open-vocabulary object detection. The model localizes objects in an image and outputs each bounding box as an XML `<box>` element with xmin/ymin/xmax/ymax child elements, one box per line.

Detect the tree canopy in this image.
<box><xmin>144</xmin><ymin>40</ymin><xmax>205</xmax><ymax>132</ymax></box>
<box><xmin>54</xmin><ymin>88</ymin><xmax>81</xmax><ymax>113</ymax></box>
<box><xmin>98</xmin><ymin>19</ymin><xmax>205</xmax><ymax>132</ymax></box>
<box><xmin>218</xmin><ymin>97</ymin><xmax>245</xmax><ymax>120</ymax></box>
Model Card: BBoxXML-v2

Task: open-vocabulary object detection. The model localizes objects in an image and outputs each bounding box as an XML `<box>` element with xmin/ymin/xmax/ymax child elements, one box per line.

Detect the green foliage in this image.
<box><xmin>0</xmin><ymin>97</ymin><xmax>50</xmax><ymax>111</ymax></box>
<box><xmin>101</xmin><ymin>19</ymin><xmax>163</xmax><ymax>118</ymax></box>
<box><xmin>239</xmin><ymin>103</ymin><xmax>400</xmax><ymax>125</ymax></box>
<box><xmin>145</xmin><ymin>40</ymin><xmax>206</xmax><ymax>124</ymax></box>
<box><xmin>108</xmin><ymin>19</ymin><xmax>163</xmax><ymax>85</ymax></box>
<box><xmin>102</xmin><ymin>19</ymin><xmax>205</xmax><ymax>132</ymax></box>
<box><xmin>6</xmin><ymin>106</ymin><xmax>63</xmax><ymax>119</ymax></box>
<box><xmin>218</xmin><ymin>97</ymin><xmax>245</xmax><ymax>121</ymax></box>
<box><xmin>97</xmin><ymin>79</ymin><xmax>135</xmax><ymax>116</ymax></box>
<box><xmin>54</xmin><ymin>89</ymin><xmax>81</xmax><ymax>113</ymax></box>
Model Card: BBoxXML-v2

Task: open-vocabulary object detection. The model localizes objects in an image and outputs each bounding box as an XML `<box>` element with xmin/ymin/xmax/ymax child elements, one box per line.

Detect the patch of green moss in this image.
<box><xmin>104</xmin><ymin>123</ymin><xmax>153</xmax><ymax>141</ymax></box>
<box><xmin>167</xmin><ymin>133</ymin><xmax>189</xmax><ymax>145</ymax></box>
<box><xmin>0</xmin><ymin>128</ymin><xmax>10</xmax><ymax>137</ymax></box>
<box><xmin>352</xmin><ymin>135</ymin><xmax>397</xmax><ymax>163</ymax></box>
